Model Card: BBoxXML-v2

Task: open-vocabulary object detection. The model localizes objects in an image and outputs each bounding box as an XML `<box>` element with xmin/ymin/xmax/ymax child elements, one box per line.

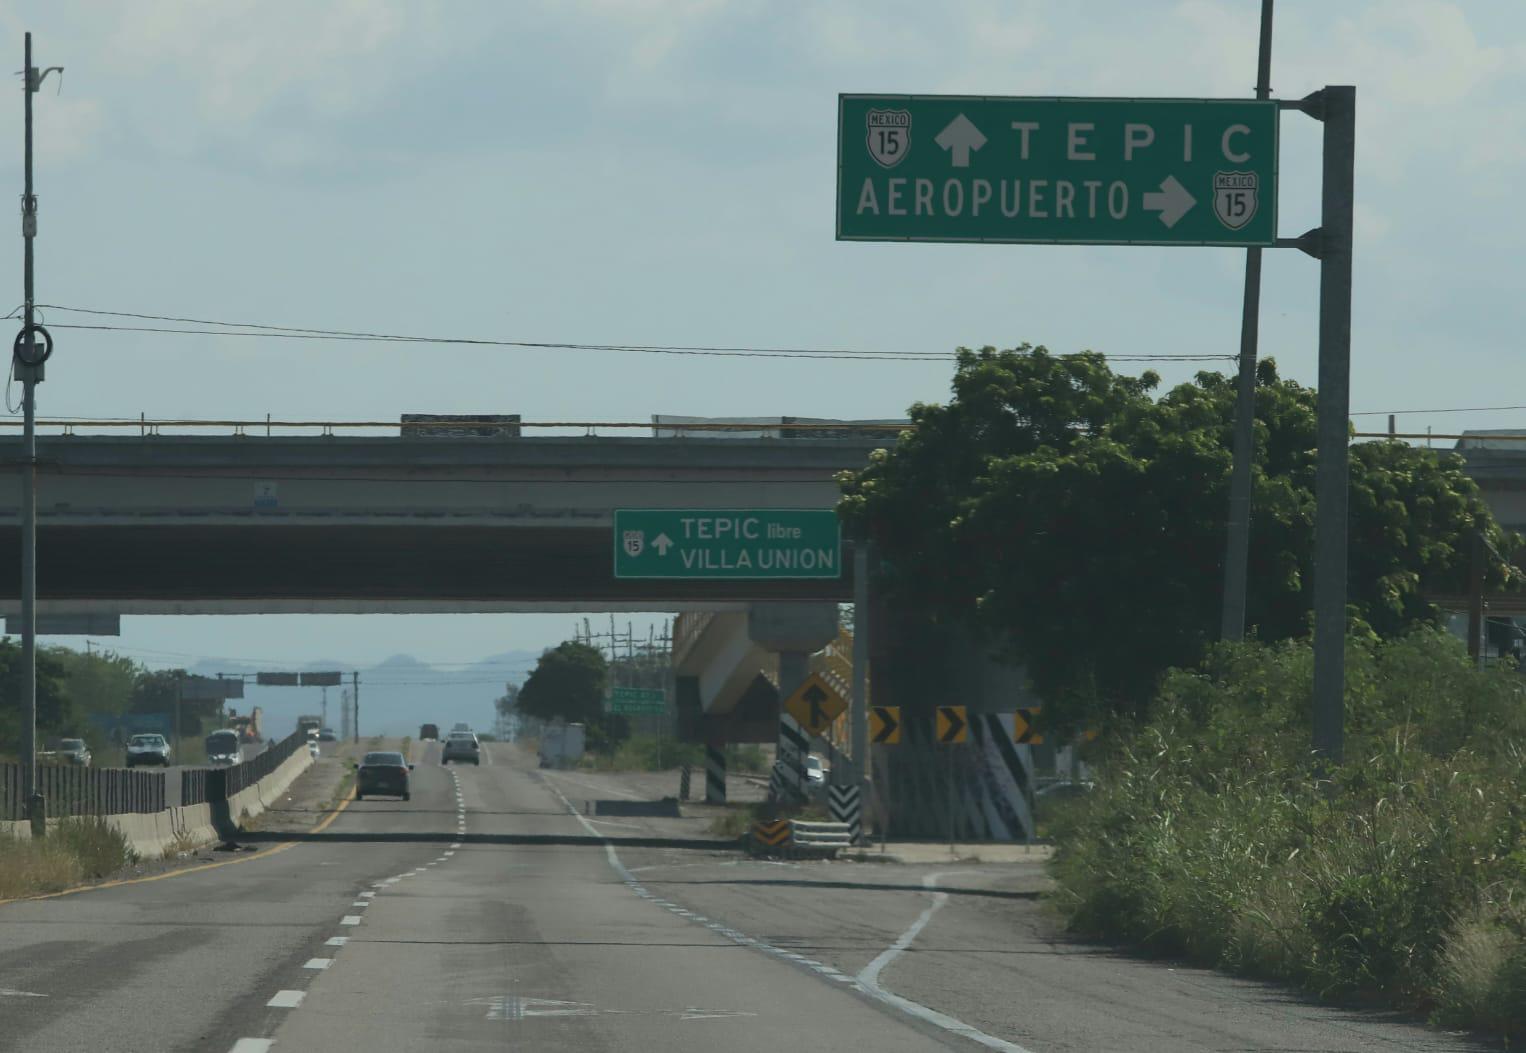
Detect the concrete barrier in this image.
<box><xmin>0</xmin><ymin>747</ymin><xmax>315</xmax><ymax>859</ymax></box>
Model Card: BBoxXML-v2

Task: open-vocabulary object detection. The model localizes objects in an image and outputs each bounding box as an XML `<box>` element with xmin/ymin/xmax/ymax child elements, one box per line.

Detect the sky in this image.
<box><xmin>0</xmin><ymin>0</ymin><xmax>1521</xmax><ymax>673</ymax></box>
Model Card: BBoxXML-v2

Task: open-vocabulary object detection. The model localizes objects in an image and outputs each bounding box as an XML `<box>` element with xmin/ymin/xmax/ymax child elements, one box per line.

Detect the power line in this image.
<box><xmin>1351</xmin><ymin>404</ymin><xmax>1526</xmax><ymax>418</ymax></box>
<box><xmin>29</xmin><ymin>304</ymin><xmax>1233</xmax><ymax>364</ymax></box>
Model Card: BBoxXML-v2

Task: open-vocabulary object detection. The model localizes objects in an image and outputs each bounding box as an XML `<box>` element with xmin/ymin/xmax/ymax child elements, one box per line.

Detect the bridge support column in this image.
<box><xmin>744</xmin><ymin>603</ymin><xmax>838</xmax><ymax>807</ymax></box>
<box><xmin>771</xmin><ymin>650</ymin><xmax>811</xmax><ymax>804</ymax></box>
<box><xmin>704</xmin><ymin>735</ymin><xmax>727</xmax><ymax>804</ymax></box>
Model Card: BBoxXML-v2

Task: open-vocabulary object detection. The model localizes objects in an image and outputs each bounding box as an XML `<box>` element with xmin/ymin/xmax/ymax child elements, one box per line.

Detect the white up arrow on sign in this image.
<box><xmin>934</xmin><ymin>114</ymin><xmax>986</xmax><ymax>168</ymax></box>
<box><xmin>1142</xmin><ymin>175</ymin><xmax>1196</xmax><ymax>228</ymax></box>
<box><xmin>652</xmin><ymin>533</ymin><xmax>674</xmax><ymax>556</ymax></box>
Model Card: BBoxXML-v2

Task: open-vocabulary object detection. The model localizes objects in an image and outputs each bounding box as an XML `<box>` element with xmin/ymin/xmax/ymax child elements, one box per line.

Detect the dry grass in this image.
<box><xmin>0</xmin><ymin>834</ymin><xmax>81</xmax><ymax>898</ymax></box>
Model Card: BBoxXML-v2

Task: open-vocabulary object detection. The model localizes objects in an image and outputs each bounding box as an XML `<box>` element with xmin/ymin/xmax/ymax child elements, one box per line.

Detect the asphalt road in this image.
<box><xmin>0</xmin><ymin>742</ymin><xmax>1492</xmax><ymax>1052</ymax></box>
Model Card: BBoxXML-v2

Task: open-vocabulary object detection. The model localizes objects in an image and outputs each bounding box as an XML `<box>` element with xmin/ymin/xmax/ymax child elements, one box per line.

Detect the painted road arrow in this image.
<box><xmin>934</xmin><ymin>113</ymin><xmax>986</xmax><ymax>168</ymax></box>
<box><xmin>1142</xmin><ymin>175</ymin><xmax>1195</xmax><ymax>228</ymax></box>
<box><xmin>869</xmin><ymin>705</ymin><xmax>900</xmax><ymax>745</ymax></box>
<box><xmin>936</xmin><ymin>705</ymin><xmax>968</xmax><ymax>744</ymax></box>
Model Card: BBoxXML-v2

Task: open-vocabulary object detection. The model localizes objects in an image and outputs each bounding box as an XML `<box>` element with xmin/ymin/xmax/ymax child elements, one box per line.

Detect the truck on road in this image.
<box><xmin>296</xmin><ymin>715</ymin><xmax>322</xmax><ymax>740</ymax></box>
<box><xmin>537</xmin><ymin>723</ymin><xmax>585</xmax><ymax>770</ymax></box>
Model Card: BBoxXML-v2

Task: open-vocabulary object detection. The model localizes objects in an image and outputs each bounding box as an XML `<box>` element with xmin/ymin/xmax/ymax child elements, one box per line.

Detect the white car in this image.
<box><xmin>805</xmin><ymin>755</ymin><xmax>827</xmax><ymax>784</ymax></box>
<box><xmin>125</xmin><ymin>733</ymin><xmax>172</xmax><ymax>768</ymax></box>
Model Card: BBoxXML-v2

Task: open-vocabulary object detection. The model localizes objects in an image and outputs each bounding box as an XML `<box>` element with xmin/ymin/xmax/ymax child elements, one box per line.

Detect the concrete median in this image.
<box><xmin>1</xmin><ymin>745</ymin><xmax>315</xmax><ymax>858</ymax></box>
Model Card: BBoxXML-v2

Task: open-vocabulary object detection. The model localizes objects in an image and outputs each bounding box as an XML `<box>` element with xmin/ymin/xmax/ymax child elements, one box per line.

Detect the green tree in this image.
<box><xmin>838</xmin><ymin>345</ymin><xmax>1517</xmax><ymax>728</ymax></box>
<box><xmin>517</xmin><ymin>642</ymin><xmax>608</xmax><ymax>726</ymax></box>
<box><xmin>50</xmin><ymin>646</ymin><xmax>138</xmax><ymax>721</ymax></box>
<box><xmin>495</xmin><ymin>682</ymin><xmax>520</xmax><ymax>723</ymax></box>
<box><xmin>0</xmin><ymin>639</ymin><xmax>76</xmax><ymax>751</ymax></box>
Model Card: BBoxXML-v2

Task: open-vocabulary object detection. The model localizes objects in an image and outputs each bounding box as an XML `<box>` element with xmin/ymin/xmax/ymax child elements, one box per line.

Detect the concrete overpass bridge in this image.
<box><xmin>0</xmin><ymin>418</ymin><xmax>1037</xmax><ymax>840</ymax></box>
<box><xmin>0</xmin><ymin>431</ymin><xmax>882</xmax><ymax>614</ymax></box>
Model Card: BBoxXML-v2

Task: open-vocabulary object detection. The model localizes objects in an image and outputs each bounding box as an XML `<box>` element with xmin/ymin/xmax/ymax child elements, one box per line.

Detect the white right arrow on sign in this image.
<box><xmin>1142</xmin><ymin>175</ymin><xmax>1196</xmax><ymax>228</ymax></box>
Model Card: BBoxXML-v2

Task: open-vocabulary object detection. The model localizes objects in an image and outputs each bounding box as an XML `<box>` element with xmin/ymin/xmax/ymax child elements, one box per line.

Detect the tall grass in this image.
<box><xmin>1052</xmin><ymin>630</ymin><xmax>1526</xmax><ymax>1039</ymax></box>
<box><xmin>0</xmin><ymin>816</ymin><xmax>139</xmax><ymax>899</ymax></box>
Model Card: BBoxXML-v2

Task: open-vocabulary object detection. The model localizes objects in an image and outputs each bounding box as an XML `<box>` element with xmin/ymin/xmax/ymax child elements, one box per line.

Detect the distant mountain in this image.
<box><xmin>189</xmin><ymin>650</ymin><xmax>542</xmax><ymax>739</ymax></box>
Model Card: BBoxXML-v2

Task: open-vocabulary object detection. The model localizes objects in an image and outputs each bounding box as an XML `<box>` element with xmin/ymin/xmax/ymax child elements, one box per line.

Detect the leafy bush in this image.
<box><xmin>1052</xmin><ymin>630</ymin><xmax>1526</xmax><ymax>1037</ymax></box>
<box><xmin>726</xmin><ymin>744</ymin><xmax>768</xmax><ymax>773</ymax></box>
<box><xmin>586</xmin><ymin>735</ymin><xmax>702</xmax><ymax>771</ymax></box>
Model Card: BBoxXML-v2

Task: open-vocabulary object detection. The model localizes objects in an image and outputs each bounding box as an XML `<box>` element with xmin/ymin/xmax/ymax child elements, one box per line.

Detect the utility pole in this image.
<box><xmin>1219</xmin><ymin>0</ymin><xmax>1275</xmax><ymax>642</ymax></box>
<box><xmin>351</xmin><ymin>671</ymin><xmax>361</xmax><ymax>743</ymax></box>
<box><xmin>16</xmin><ymin>33</ymin><xmax>62</xmax><ymax>837</ymax></box>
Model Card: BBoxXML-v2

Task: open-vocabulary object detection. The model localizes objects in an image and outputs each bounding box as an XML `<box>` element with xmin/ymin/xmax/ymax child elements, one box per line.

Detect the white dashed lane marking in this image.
<box><xmin>230</xmin><ymin>1040</ymin><xmax>274</xmax><ymax>1052</ymax></box>
<box><xmin>303</xmin><ymin>958</ymin><xmax>333</xmax><ymax>970</ymax></box>
<box><xmin>267</xmin><ymin>990</ymin><xmax>306</xmax><ymax>1008</ymax></box>
<box><xmin>340</xmin><ymin>915</ymin><xmax>363</xmax><ymax>926</ymax></box>
<box><xmin>325</xmin><ymin>936</ymin><xmax>349</xmax><ymax>947</ymax></box>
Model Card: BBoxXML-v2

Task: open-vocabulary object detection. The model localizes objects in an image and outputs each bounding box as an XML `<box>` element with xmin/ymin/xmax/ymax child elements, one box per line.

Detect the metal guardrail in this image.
<box><xmin>0</xmin><ymin>416</ymin><xmax>909</xmax><ymax>438</ymax></box>
<box><xmin>789</xmin><ymin>820</ymin><xmax>854</xmax><ymax>850</ymax></box>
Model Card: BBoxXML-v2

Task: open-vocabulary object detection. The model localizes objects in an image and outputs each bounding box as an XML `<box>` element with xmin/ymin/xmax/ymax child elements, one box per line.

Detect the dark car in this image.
<box><xmin>419</xmin><ymin>723</ymin><xmax>440</xmax><ymax>741</ymax></box>
<box><xmin>318</xmin><ymin>728</ymin><xmax>338</xmax><ymax>742</ymax></box>
<box><xmin>442</xmin><ymin>732</ymin><xmax>480</xmax><ymax>765</ymax></box>
<box><xmin>356</xmin><ymin>751</ymin><xmax>413</xmax><ymax>800</ymax></box>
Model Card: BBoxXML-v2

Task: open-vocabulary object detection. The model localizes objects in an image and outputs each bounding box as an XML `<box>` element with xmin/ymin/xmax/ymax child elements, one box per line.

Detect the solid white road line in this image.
<box><xmin>543</xmin><ymin>780</ymin><xmax>1035</xmax><ymax>1053</ymax></box>
<box><xmin>303</xmin><ymin>958</ymin><xmax>333</xmax><ymax>970</ymax></box>
<box><xmin>340</xmin><ymin>915</ymin><xmax>363</xmax><ymax>926</ymax></box>
<box><xmin>266</xmin><ymin>990</ymin><xmax>306</xmax><ymax>1008</ymax></box>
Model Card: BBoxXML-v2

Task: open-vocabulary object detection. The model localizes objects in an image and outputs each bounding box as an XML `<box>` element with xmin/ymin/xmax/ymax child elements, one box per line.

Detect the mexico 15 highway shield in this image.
<box><xmin>838</xmin><ymin>94</ymin><xmax>1277</xmax><ymax>247</ymax></box>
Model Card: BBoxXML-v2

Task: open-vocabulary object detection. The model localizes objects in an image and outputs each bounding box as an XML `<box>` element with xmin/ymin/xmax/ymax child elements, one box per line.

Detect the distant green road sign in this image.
<box><xmin>610</xmin><ymin>687</ymin><xmax>666</xmax><ymax>715</ymax></box>
<box><xmin>613</xmin><ymin>509</ymin><xmax>841</xmax><ymax>580</ymax></box>
<box><xmin>837</xmin><ymin>95</ymin><xmax>1277</xmax><ymax>246</ymax></box>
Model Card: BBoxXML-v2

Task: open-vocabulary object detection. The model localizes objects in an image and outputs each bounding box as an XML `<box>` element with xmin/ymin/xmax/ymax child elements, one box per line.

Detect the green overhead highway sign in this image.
<box><xmin>613</xmin><ymin>509</ymin><xmax>841</xmax><ymax>580</ymax></box>
<box><xmin>837</xmin><ymin>95</ymin><xmax>1277</xmax><ymax>246</ymax></box>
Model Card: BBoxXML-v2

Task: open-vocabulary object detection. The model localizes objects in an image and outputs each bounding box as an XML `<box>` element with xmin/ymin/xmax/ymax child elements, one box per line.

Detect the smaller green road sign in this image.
<box><xmin>838</xmin><ymin>94</ymin><xmax>1277</xmax><ymax>246</ymax></box>
<box><xmin>614</xmin><ymin>509</ymin><xmax>841</xmax><ymax>580</ymax></box>
<box><xmin>610</xmin><ymin>687</ymin><xmax>666</xmax><ymax>715</ymax></box>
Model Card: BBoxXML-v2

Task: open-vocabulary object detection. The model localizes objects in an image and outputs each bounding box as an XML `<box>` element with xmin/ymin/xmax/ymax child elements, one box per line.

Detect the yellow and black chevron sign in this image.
<box><xmin>936</xmin><ymin>705</ymin><xmax>967</xmax><ymax>744</ymax></box>
<box><xmin>752</xmin><ymin>820</ymin><xmax>790</xmax><ymax>848</ymax></box>
<box><xmin>869</xmin><ymin>705</ymin><xmax>900</xmax><ymax>745</ymax></box>
<box><xmin>1013</xmin><ymin>706</ymin><xmax>1044</xmax><ymax>745</ymax></box>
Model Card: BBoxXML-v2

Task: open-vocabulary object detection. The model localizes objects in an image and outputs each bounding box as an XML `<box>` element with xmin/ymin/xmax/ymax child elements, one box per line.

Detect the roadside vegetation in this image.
<box><xmin>1052</xmin><ymin>630</ymin><xmax>1526</xmax><ymax>1039</ymax></box>
<box><xmin>0</xmin><ymin>817</ymin><xmax>139</xmax><ymax>900</ymax></box>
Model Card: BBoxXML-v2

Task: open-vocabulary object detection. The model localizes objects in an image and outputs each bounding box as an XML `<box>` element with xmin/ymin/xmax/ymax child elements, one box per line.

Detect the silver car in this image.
<box><xmin>125</xmin><ymin>733</ymin><xmax>171</xmax><ymax>768</ymax></box>
<box><xmin>441</xmin><ymin>732</ymin><xmax>480</xmax><ymax>765</ymax></box>
<box><xmin>57</xmin><ymin>738</ymin><xmax>91</xmax><ymax>766</ymax></box>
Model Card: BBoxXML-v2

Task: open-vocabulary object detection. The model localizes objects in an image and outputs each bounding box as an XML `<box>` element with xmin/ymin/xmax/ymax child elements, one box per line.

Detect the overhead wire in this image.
<box><xmin>35</xmin><ymin>303</ymin><xmax>1233</xmax><ymax>363</ymax></box>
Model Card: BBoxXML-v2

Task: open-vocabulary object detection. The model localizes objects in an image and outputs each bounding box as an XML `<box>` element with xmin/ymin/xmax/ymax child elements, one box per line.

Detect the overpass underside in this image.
<box><xmin>0</xmin><ymin>525</ymin><xmax>856</xmax><ymax>613</ymax></box>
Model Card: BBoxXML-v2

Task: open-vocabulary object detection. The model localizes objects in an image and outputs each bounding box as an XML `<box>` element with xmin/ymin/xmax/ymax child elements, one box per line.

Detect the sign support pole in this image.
<box><xmin>1220</xmin><ymin>0</ymin><xmax>1275</xmax><ymax>642</ymax></box>
<box><xmin>1311</xmin><ymin>85</ymin><xmax>1356</xmax><ymax>765</ymax></box>
<box><xmin>850</xmin><ymin>544</ymin><xmax>870</xmax><ymax>834</ymax></box>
